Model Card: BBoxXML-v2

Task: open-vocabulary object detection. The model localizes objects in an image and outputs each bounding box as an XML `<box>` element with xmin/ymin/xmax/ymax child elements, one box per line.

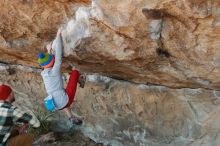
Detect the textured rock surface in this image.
<box><xmin>33</xmin><ymin>131</ymin><xmax>102</xmax><ymax>146</ymax></box>
<box><xmin>0</xmin><ymin>0</ymin><xmax>90</xmax><ymax>67</ymax></box>
<box><xmin>1</xmin><ymin>64</ymin><xmax>220</xmax><ymax>146</ymax></box>
<box><xmin>0</xmin><ymin>0</ymin><xmax>220</xmax><ymax>89</ymax></box>
<box><xmin>1</xmin><ymin>0</ymin><xmax>220</xmax><ymax>146</ymax></box>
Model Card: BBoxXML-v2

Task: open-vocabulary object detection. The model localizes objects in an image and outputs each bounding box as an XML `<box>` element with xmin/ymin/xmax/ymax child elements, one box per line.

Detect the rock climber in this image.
<box><xmin>0</xmin><ymin>84</ymin><xmax>40</xmax><ymax>146</ymax></box>
<box><xmin>38</xmin><ymin>28</ymin><xmax>86</xmax><ymax>125</ymax></box>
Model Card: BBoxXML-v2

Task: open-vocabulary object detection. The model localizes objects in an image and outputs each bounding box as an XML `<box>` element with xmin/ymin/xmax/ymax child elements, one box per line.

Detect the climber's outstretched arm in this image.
<box><xmin>52</xmin><ymin>28</ymin><xmax>63</xmax><ymax>73</ymax></box>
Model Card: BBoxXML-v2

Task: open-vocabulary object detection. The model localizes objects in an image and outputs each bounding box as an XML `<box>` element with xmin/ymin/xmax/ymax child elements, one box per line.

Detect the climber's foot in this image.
<box><xmin>78</xmin><ymin>74</ymin><xmax>86</xmax><ymax>88</ymax></box>
<box><xmin>69</xmin><ymin>116</ymin><xmax>83</xmax><ymax>125</ymax></box>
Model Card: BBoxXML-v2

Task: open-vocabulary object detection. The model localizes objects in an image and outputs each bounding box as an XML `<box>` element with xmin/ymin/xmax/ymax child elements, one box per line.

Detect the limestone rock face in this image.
<box><xmin>1</xmin><ymin>0</ymin><xmax>220</xmax><ymax>89</ymax></box>
<box><xmin>0</xmin><ymin>0</ymin><xmax>90</xmax><ymax>66</ymax></box>
<box><xmin>1</xmin><ymin>65</ymin><xmax>220</xmax><ymax>146</ymax></box>
<box><xmin>1</xmin><ymin>1</ymin><xmax>220</xmax><ymax>146</ymax></box>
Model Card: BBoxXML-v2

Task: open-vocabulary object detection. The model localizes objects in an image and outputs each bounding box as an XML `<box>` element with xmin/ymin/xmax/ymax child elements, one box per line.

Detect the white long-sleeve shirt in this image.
<box><xmin>41</xmin><ymin>34</ymin><xmax>68</xmax><ymax>110</ymax></box>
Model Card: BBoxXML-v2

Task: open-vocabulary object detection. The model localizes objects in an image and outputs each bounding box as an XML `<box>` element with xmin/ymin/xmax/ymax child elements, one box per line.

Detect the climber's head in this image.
<box><xmin>38</xmin><ymin>52</ymin><xmax>55</xmax><ymax>69</ymax></box>
<box><xmin>0</xmin><ymin>84</ymin><xmax>15</xmax><ymax>103</ymax></box>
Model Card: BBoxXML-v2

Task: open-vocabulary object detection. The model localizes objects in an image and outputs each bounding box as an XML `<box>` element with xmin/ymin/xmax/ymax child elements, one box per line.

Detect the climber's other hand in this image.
<box><xmin>57</xmin><ymin>28</ymin><xmax>62</xmax><ymax>36</ymax></box>
<box><xmin>46</xmin><ymin>42</ymin><xmax>53</xmax><ymax>54</ymax></box>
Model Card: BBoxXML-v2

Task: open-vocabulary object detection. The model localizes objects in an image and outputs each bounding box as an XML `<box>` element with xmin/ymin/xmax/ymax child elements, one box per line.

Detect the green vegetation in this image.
<box><xmin>29</xmin><ymin>106</ymin><xmax>55</xmax><ymax>137</ymax></box>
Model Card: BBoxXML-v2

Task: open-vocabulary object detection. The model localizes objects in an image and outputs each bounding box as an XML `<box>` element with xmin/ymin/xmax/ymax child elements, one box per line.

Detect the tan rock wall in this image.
<box><xmin>1</xmin><ymin>0</ymin><xmax>220</xmax><ymax>145</ymax></box>
<box><xmin>1</xmin><ymin>64</ymin><xmax>220</xmax><ymax>146</ymax></box>
<box><xmin>0</xmin><ymin>0</ymin><xmax>220</xmax><ymax>89</ymax></box>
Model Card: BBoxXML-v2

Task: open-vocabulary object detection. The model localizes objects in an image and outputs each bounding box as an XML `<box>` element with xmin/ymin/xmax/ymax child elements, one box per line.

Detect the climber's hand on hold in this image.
<box><xmin>47</xmin><ymin>26</ymin><xmax>63</xmax><ymax>54</ymax></box>
<box><xmin>57</xmin><ymin>27</ymin><xmax>64</xmax><ymax>44</ymax></box>
<box><xmin>57</xmin><ymin>27</ymin><xmax>63</xmax><ymax>37</ymax></box>
<box><xmin>46</xmin><ymin>42</ymin><xmax>53</xmax><ymax>54</ymax></box>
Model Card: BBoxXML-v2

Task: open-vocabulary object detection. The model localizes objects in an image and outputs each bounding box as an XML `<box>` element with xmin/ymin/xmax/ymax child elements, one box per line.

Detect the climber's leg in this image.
<box><xmin>65</xmin><ymin>70</ymin><xmax>80</xmax><ymax>108</ymax></box>
<box><xmin>63</xmin><ymin>108</ymin><xmax>73</xmax><ymax>118</ymax></box>
<box><xmin>63</xmin><ymin>70</ymin><xmax>82</xmax><ymax>125</ymax></box>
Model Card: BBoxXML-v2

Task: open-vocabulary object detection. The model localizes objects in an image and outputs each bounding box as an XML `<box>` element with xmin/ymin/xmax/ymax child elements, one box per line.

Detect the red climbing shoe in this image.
<box><xmin>78</xmin><ymin>74</ymin><xmax>86</xmax><ymax>88</ymax></box>
<box><xmin>69</xmin><ymin>116</ymin><xmax>83</xmax><ymax>125</ymax></box>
